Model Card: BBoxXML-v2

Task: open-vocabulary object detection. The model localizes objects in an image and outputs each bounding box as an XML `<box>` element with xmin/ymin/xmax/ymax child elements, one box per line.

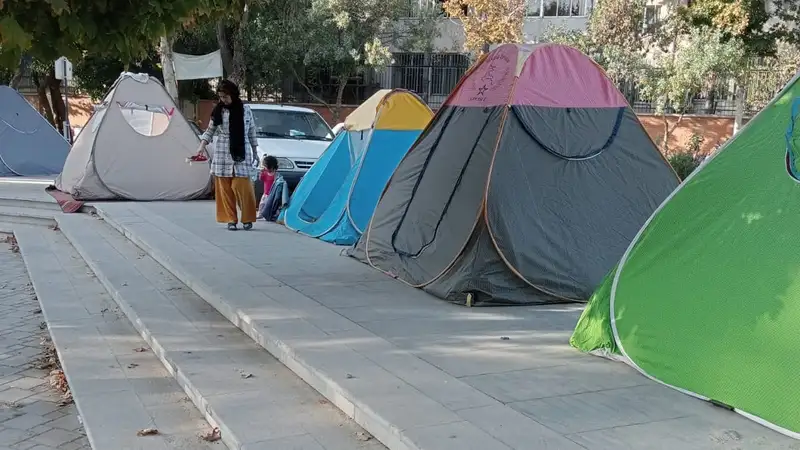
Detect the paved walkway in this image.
<box><xmin>93</xmin><ymin>201</ymin><xmax>800</xmax><ymax>450</ymax></box>
<box><xmin>0</xmin><ymin>233</ymin><xmax>89</xmax><ymax>450</ymax></box>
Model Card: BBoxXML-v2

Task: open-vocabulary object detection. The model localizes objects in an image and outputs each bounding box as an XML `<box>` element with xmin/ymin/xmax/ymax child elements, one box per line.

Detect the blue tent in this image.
<box><xmin>283</xmin><ymin>89</ymin><xmax>433</xmax><ymax>245</ymax></box>
<box><xmin>0</xmin><ymin>86</ymin><xmax>70</xmax><ymax>176</ymax></box>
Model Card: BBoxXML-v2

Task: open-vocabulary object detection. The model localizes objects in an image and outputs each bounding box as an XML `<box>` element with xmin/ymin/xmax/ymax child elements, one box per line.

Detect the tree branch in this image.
<box><xmin>290</xmin><ymin>66</ymin><xmax>334</xmax><ymax>117</ymax></box>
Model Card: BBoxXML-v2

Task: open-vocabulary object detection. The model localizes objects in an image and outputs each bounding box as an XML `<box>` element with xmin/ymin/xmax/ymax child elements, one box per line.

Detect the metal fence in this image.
<box><xmin>11</xmin><ymin>53</ymin><xmax>789</xmax><ymax>118</ymax></box>
<box><xmin>367</xmin><ymin>58</ymin><xmax>787</xmax><ymax>116</ymax></box>
<box><xmin>618</xmin><ymin>68</ymin><xmax>789</xmax><ymax>117</ymax></box>
<box><xmin>248</xmin><ymin>53</ymin><xmax>471</xmax><ymax>109</ymax></box>
<box><xmin>279</xmin><ymin>57</ymin><xmax>787</xmax><ymax>116</ymax></box>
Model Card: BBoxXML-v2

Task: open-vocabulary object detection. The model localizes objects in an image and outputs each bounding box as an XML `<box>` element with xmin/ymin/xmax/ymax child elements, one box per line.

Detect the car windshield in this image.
<box><xmin>251</xmin><ymin>109</ymin><xmax>333</xmax><ymax>141</ymax></box>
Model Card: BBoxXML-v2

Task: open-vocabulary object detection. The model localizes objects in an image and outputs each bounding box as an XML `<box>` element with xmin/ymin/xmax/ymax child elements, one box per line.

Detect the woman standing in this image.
<box><xmin>197</xmin><ymin>80</ymin><xmax>259</xmax><ymax>230</ymax></box>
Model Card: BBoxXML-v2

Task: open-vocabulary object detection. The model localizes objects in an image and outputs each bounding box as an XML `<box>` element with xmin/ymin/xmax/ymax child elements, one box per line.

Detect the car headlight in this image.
<box><xmin>276</xmin><ymin>157</ymin><xmax>294</xmax><ymax>169</ymax></box>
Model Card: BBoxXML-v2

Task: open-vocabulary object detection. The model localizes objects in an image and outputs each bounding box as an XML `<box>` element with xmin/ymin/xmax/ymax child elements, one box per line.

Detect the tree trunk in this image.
<box><xmin>733</xmin><ymin>81</ymin><xmax>746</xmax><ymax>134</ymax></box>
<box><xmin>703</xmin><ymin>89</ymin><xmax>716</xmax><ymax>115</ymax></box>
<box><xmin>159</xmin><ymin>34</ymin><xmax>179</xmax><ymax>101</ymax></box>
<box><xmin>333</xmin><ymin>72</ymin><xmax>348</xmax><ymax>123</ymax></box>
<box><xmin>32</xmin><ymin>72</ymin><xmax>55</xmax><ymax>127</ymax></box>
<box><xmin>229</xmin><ymin>2</ymin><xmax>251</xmax><ymax>86</ymax></box>
<box><xmin>46</xmin><ymin>70</ymin><xmax>66</xmax><ymax>136</ymax></box>
<box><xmin>291</xmin><ymin>67</ymin><xmax>335</xmax><ymax>118</ymax></box>
<box><xmin>9</xmin><ymin>56</ymin><xmax>27</xmax><ymax>89</ymax></box>
<box><xmin>217</xmin><ymin>20</ymin><xmax>234</xmax><ymax>77</ymax></box>
<box><xmin>661</xmin><ymin>114</ymin><xmax>670</xmax><ymax>155</ymax></box>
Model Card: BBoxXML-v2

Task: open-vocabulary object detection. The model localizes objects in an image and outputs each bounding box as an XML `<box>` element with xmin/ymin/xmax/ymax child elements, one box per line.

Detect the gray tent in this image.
<box><xmin>350</xmin><ymin>44</ymin><xmax>680</xmax><ymax>306</ymax></box>
<box><xmin>0</xmin><ymin>86</ymin><xmax>70</xmax><ymax>176</ymax></box>
<box><xmin>55</xmin><ymin>73</ymin><xmax>212</xmax><ymax>200</ymax></box>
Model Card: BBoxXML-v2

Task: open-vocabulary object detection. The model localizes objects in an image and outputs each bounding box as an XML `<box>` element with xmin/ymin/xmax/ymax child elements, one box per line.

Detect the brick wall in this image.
<box><xmin>193</xmin><ymin>100</ymin><xmax>733</xmax><ymax>155</ymax></box>
<box><xmin>23</xmin><ymin>95</ymin><xmax>95</xmax><ymax>130</ymax></box>
<box><xmin>29</xmin><ymin>96</ymin><xmax>734</xmax><ymax>156</ymax></box>
<box><xmin>638</xmin><ymin>115</ymin><xmax>734</xmax><ymax>156</ymax></box>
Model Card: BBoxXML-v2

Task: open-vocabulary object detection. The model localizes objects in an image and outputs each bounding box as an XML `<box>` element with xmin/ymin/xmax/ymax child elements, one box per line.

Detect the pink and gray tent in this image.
<box><xmin>350</xmin><ymin>43</ymin><xmax>679</xmax><ymax>306</ymax></box>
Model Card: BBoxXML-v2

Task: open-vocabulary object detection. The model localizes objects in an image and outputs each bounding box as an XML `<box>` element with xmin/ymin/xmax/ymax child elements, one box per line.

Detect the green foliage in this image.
<box><xmin>242</xmin><ymin>0</ymin><xmax>310</xmax><ymax>94</ymax></box>
<box><xmin>588</xmin><ymin>0</ymin><xmax>646</xmax><ymax>49</ymax></box>
<box><xmin>539</xmin><ymin>25</ymin><xmax>594</xmax><ymax>54</ymax></box>
<box><xmin>743</xmin><ymin>41</ymin><xmax>800</xmax><ymax>111</ymax></box>
<box><xmin>668</xmin><ymin>133</ymin><xmax>705</xmax><ymax>180</ymax></box>
<box><xmin>391</xmin><ymin>3</ymin><xmax>443</xmax><ymax>53</ymax></box>
<box><xmin>681</xmin><ymin>0</ymin><xmax>773</xmax><ymax>56</ymax></box>
<box><xmin>768</xmin><ymin>0</ymin><xmax>800</xmax><ymax>47</ymax></box>
<box><xmin>72</xmin><ymin>51</ymin><xmax>163</xmax><ymax>100</ymax></box>
<box><xmin>0</xmin><ymin>65</ymin><xmax>12</xmax><ymax>85</ymax></box>
<box><xmin>305</xmin><ymin>0</ymin><xmax>406</xmax><ymax>72</ymax></box>
<box><xmin>541</xmin><ymin>0</ymin><xmax>648</xmax><ymax>82</ymax></box>
<box><xmin>173</xmin><ymin>21</ymin><xmax>219</xmax><ymax>101</ymax></box>
<box><xmin>0</xmin><ymin>0</ymin><xmax>219</xmax><ymax>71</ymax></box>
<box><xmin>638</xmin><ymin>27</ymin><xmax>746</xmax><ymax>115</ymax></box>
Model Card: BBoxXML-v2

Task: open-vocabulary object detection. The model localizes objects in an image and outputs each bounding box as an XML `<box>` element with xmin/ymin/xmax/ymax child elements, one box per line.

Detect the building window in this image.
<box><xmin>526</xmin><ymin>0</ymin><xmax>593</xmax><ymax>17</ymax></box>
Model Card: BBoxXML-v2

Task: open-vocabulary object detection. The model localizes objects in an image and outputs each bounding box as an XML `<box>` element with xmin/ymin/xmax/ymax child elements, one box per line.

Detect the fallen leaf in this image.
<box><xmin>133</xmin><ymin>347</ymin><xmax>148</xmax><ymax>353</ymax></box>
<box><xmin>345</xmin><ymin>373</ymin><xmax>355</xmax><ymax>379</ymax></box>
<box><xmin>200</xmin><ymin>427</ymin><xmax>221</xmax><ymax>442</ymax></box>
<box><xmin>355</xmin><ymin>431</ymin><xmax>372</xmax><ymax>442</ymax></box>
<box><xmin>137</xmin><ymin>428</ymin><xmax>159</xmax><ymax>436</ymax></box>
<box><xmin>127</xmin><ymin>363</ymin><xmax>139</xmax><ymax>369</ymax></box>
<box><xmin>500</xmin><ymin>336</ymin><xmax>510</xmax><ymax>340</ymax></box>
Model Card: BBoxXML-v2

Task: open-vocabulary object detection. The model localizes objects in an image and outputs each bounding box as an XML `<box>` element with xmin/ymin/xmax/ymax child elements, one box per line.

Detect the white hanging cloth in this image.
<box><xmin>172</xmin><ymin>50</ymin><xmax>223</xmax><ymax>80</ymax></box>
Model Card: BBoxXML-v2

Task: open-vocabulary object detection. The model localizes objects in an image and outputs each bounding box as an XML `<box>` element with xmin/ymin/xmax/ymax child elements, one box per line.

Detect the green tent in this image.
<box><xmin>571</xmin><ymin>73</ymin><xmax>800</xmax><ymax>440</ymax></box>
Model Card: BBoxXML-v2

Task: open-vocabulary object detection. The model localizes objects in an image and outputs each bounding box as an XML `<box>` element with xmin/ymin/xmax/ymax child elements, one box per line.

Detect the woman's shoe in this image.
<box><xmin>227</xmin><ymin>223</ymin><xmax>238</xmax><ymax>231</ymax></box>
<box><xmin>243</xmin><ymin>222</ymin><xmax>253</xmax><ymax>231</ymax></box>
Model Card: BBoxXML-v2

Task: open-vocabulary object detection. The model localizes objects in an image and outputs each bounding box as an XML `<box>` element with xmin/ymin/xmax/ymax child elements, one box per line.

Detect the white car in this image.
<box><xmin>247</xmin><ymin>104</ymin><xmax>334</xmax><ymax>191</ymax></box>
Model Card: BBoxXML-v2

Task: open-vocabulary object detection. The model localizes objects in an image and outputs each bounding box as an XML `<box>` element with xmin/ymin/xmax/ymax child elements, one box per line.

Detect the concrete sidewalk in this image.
<box><xmin>93</xmin><ymin>201</ymin><xmax>798</xmax><ymax>450</ymax></box>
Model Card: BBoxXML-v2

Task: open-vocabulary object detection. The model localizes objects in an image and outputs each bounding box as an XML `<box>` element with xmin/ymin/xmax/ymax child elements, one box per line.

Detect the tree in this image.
<box><xmin>302</xmin><ymin>0</ymin><xmax>399</xmax><ymax>120</ymax></box>
<box><xmin>541</xmin><ymin>0</ymin><xmax>648</xmax><ymax>82</ymax></box>
<box><xmin>638</xmin><ymin>27</ymin><xmax>746</xmax><ymax>153</ymax></box>
<box><xmin>159</xmin><ymin>36</ymin><xmax>180</xmax><ymax>100</ymax></box>
<box><xmin>1</xmin><ymin>0</ymin><xmax>215</xmax><ymax>66</ymax></box>
<box><xmin>772</xmin><ymin>0</ymin><xmax>800</xmax><ymax>44</ymax></box>
<box><xmin>391</xmin><ymin>2</ymin><xmax>444</xmax><ymax>54</ymax></box>
<box><xmin>679</xmin><ymin>0</ymin><xmax>775</xmax><ymax>130</ymax></box>
<box><xmin>442</xmin><ymin>0</ymin><xmax>525</xmax><ymax>55</ymax></box>
<box><xmin>73</xmin><ymin>51</ymin><xmax>163</xmax><ymax>100</ymax></box>
<box><xmin>172</xmin><ymin>21</ymin><xmax>219</xmax><ymax>102</ymax></box>
<box><xmin>1</xmin><ymin>0</ymin><xmax>219</xmax><ymax>131</ymax></box>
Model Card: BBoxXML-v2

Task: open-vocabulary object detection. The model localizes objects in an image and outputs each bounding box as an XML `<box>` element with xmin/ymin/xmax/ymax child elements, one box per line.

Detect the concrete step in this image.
<box><xmin>0</xmin><ymin>206</ymin><xmax>56</xmax><ymax>227</ymax></box>
<box><xmin>89</xmin><ymin>206</ymin><xmax>563</xmax><ymax>450</ymax></box>
<box><xmin>0</xmin><ymin>197</ymin><xmax>61</xmax><ymax>212</ymax></box>
<box><xmin>56</xmin><ymin>213</ymin><xmax>386</xmax><ymax>450</ymax></box>
<box><xmin>13</xmin><ymin>224</ymin><xmax>225</xmax><ymax>450</ymax></box>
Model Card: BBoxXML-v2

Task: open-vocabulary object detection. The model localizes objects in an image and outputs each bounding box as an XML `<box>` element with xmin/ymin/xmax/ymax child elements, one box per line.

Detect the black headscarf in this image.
<box><xmin>211</xmin><ymin>80</ymin><xmax>246</xmax><ymax>162</ymax></box>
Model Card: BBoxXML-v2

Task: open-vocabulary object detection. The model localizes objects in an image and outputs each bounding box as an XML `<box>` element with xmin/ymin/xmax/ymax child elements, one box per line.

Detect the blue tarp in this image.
<box><xmin>0</xmin><ymin>86</ymin><xmax>70</xmax><ymax>176</ymax></box>
<box><xmin>284</xmin><ymin>129</ymin><xmax>422</xmax><ymax>245</ymax></box>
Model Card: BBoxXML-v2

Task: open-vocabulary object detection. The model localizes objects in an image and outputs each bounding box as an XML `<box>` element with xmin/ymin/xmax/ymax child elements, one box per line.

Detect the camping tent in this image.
<box><xmin>350</xmin><ymin>43</ymin><xmax>679</xmax><ymax>306</ymax></box>
<box><xmin>55</xmin><ymin>73</ymin><xmax>211</xmax><ymax>200</ymax></box>
<box><xmin>0</xmin><ymin>86</ymin><xmax>70</xmax><ymax>176</ymax></box>
<box><xmin>282</xmin><ymin>89</ymin><xmax>432</xmax><ymax>245</ymax></box>
<box><xmin>571</xmin><ymin>73</ymin><xmax>800</xmax><ymax>439</ymax></box>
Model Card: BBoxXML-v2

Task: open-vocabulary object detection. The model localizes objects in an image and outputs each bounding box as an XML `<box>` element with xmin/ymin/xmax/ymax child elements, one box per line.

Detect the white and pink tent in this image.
<box><xmin>56</xmin><ymin>73</ymin><xmax>211</xmax><ymax>200</ymax></box>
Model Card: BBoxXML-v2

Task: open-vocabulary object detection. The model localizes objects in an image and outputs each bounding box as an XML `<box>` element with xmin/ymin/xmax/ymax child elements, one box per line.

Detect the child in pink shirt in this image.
<box><xmin>260</xmin><ymin>155</ymin><xmax>278</xmax><ymax>196</ymax></box>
